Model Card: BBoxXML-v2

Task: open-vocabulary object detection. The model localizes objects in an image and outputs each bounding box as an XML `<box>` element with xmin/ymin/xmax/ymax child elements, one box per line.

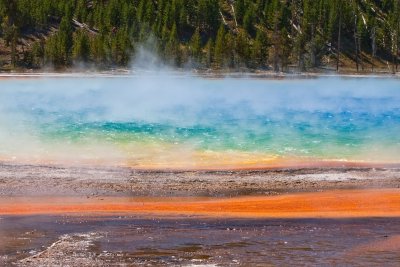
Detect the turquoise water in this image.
<box><xmin>1</xmin><ymin>76</ymin><xmax>400</xmax><ymax>167</ymax></box>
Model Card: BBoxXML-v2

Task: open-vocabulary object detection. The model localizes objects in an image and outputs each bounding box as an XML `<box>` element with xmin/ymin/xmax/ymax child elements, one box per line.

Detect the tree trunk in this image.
<box><xmin>396</xmin><ymin>27</ymin><xmax>399</xmax><ymax>72</ymax></box>
<box><xmin>392</xmin><ymin>33</ymin><xmax>396</xmax><ymax>74</ymax></box>
<box><xmin>392</xmin><ymin>44</ymin><xmax>396</xmax><ymax>74</ymax></box>
<box><xmin>354</xmin><ymin>11</ymin><xmax>359</xmax><ymax>72</ymax></box>
<box><xmin>273</xmin><ymin>23</ymin><xmax>280</xmax><ymax>72</ymax></box>
<box><xmin>371</xmin><ymin>26</ymin><xmax>376</xmax><ymax>72</ymax></box>
<box><xmin>298</xmin><ymin>48</ymin><xmax>303</xmax><ymax>72</ymax></box>
<box><xmin>311</xmin><ymin>24</ymin><xmax>316</xmax><ymax>67</ymax></box>
<box><xmin>337</xmin><ymin>5</ymin><xmax>342</xmax><ymax>72</ymax></box>
<box><xmin>397</xmin><ymin>0</ymin><xmax>400</xmax><ymax>72</ymax></box>
<box><xmin>358</xmin><ymin>26</ymin><xmax>363</xmax><ymax>71</ymax></box>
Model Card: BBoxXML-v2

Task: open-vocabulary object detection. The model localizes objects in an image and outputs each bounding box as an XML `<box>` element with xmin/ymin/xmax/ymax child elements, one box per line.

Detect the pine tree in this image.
<box><xmin>252</xmin><ymin>29</ymin><xmax>268</xmax><ymax>68</ymax></box>
<box><xmin>190</xmin><ymin>27</ymin><xmax>202</xmax><ymax>63</ymax></box>
<box><xmin>58</xmin><ymin>15</ymin><xmax>74</xmax><ymax>65</ymax></box>
<box><xmin>214</xmin><ymin>24</ymin><xmax>226</xmax><ymax>68</ymax></box>
<box><xmin>236</xmin><ymin>31</ymin><xmax>250</xmax><ymax>67</ymax></box>
<box><xmin>166</xmin><ymin>23</ymin><xmax>180</xmax><ymax>66</ymax></box>
<box><xmin>31</xmin><ymin>40</ymin><xmax>44</xmax><ymax>67</ymax></box>
<box><xmin>204</xmin><ymin>38</ymin><xmax>214</xmax><ymax>68</ymax></box>
<box><xmin>243</xmin><ymin>7</ymin><xmax>255</xmax><ymax>36</ymax></box>
<box><xmin>198</xmin><ymin>0</ymin><xmax>219</xmax><ymax>33</ymax></box>
<box><xmin>9</xmin><ymin>24</ymin><xmax>18</xmax><ymax>67</ymax></box>
<box><xmin>280</xmin><ymin>27</ymin><xmax>291</xmax><ymax>71</ymax></box>
<box><xmin>91</xmin><ymin>34</ymin><xmax>107</xmax><ymax>66</ymax></box>
<box><xmin>72</xmin><ymin>30</ymin><xmax>90</xmax><ymax>62</ymax></box>
<box><xmin>235</xmin><ymin>0</ymin><xmax>245</xmax><ymax>25</ymax></box>
<box><xmin>225</xmin><ymin>31</ymin><xmax>236</xmax><ymax>68</ymax></box>
<box><xmin>1</xmin><ymin>0</ymin><xmax>400</xmax><ymax>71</ymax></box>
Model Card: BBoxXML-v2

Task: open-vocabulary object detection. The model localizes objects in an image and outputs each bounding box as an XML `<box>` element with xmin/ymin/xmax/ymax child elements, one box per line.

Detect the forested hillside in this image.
<box><xmin>0</xmin><ymin>0</ymin><xmax>399</xmax><ymax>72</ymax></box>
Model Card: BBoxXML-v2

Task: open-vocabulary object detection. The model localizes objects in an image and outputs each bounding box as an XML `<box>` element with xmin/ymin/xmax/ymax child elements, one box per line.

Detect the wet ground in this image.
<box><xmin>1</xmin><ymin>215</ymin><xmax>400</xmax><ymax>266</ymax></box>
<box><xmin>1</xmin><ymin>164</ymin><xmax>400</xmax><ymax>266</ymax></box>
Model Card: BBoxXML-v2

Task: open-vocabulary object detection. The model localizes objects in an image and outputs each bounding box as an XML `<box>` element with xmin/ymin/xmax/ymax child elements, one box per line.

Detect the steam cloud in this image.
<box><xmin>0</xmin><ymin>59</ymin><xmax>400</xmax><ymax>167</ymax></box>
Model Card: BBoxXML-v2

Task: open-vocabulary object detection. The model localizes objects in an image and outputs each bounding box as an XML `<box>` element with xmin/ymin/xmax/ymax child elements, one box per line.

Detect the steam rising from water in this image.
<box><xmin>1</xmin><ymin>75</ymin><xmax>400</xmax><ymax>168</ymax></box>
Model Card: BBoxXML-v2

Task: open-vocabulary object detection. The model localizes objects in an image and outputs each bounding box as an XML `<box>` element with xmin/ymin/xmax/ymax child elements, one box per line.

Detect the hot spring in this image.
<box><xmin>1</xmin><ymin>75</ymin><xmax>399</xmax><ymax>169</ymax></box>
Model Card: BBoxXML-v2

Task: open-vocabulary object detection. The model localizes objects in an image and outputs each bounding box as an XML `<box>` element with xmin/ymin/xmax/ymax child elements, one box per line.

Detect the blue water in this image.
<box><xmin>1</xmin><ymin>76</ymin><xmax>400</xmax><ymax>166</ymax></box>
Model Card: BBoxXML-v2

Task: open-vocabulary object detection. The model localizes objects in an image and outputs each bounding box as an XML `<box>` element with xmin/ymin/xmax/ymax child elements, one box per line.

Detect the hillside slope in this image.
<box><xmin>0</xmin><ymin>0</ymin><xmax>399</xmax><ymax>73</ymax></box>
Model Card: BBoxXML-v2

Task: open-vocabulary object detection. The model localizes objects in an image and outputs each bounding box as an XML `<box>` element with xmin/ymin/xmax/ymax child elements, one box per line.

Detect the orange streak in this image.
<box><xmin>1</xmin><ymin>189</ymin><xmax>400</xmax><ymax>218</ymax></box>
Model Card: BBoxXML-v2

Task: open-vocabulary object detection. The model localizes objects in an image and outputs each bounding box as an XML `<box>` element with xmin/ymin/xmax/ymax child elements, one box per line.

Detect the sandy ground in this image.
<box><xmin>1</xmin><ymin>163</ymin><xmax>399</xmax><ymax>198</ymax></box>
<box><xmin>0</xmin><ymin>71</ymin><xmax>398</xmax><ymax>79</ymax></box>
<box><xmin>0</xmin><ymin>163</ymin><xmax>399</xmax><ymax>217</ymax></box>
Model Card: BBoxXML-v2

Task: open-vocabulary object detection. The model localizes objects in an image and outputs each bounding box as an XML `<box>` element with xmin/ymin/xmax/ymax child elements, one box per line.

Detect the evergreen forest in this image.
<box><xmin>0</xmin><ymin>0</ymin><xmax>399</xmax><ymax>72</ymax></box>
